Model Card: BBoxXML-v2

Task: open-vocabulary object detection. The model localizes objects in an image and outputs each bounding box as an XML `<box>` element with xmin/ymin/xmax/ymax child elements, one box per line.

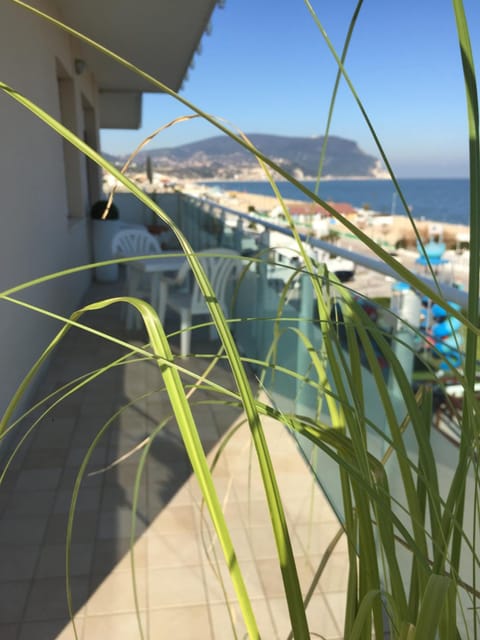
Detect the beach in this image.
<box><xmin>223</xmin><ymin>190</ymin><xmax>470</xmax><ymax>249</ymax></box>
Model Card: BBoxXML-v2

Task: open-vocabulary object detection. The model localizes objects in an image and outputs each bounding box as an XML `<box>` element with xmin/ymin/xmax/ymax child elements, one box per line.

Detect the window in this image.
<box><xmin>56</xmin><ymin>59</ymin><xmax>83</xmax><ymax>218</ymax></box>
<box><xmin>82</xmin><ymin>94</ymin><xmax>101</xmax><ymax>209</ymax></box>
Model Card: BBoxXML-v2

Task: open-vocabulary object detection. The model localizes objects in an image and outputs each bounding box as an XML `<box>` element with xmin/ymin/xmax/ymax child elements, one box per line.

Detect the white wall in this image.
<box><xmin>0</xmin><ymin>1</ymin><xmax>102</xmax><ymax>423</ymax></box>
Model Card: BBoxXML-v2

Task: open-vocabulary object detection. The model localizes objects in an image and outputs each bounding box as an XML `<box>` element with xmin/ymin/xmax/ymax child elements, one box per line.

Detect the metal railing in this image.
<box><xmin>140</xmin><ymin>191</ymin><xmax>478</xmax><ymax>604</ymax></box>
<box><xmin>170</xmin><ymin>193</ymin><xmax>469</xmax><ymax>308</ymax></box>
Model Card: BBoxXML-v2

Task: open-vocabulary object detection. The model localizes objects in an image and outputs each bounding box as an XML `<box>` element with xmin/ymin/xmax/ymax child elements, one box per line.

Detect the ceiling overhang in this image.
<box><xmin>98</xmin><ymin>92</ymin><xmax>142</xmax><ymax>129</ymax></box>
<box><xmin>55</xmin><ymin>0</ymin><xmax>218</xmax><ymax>128</ymax></box>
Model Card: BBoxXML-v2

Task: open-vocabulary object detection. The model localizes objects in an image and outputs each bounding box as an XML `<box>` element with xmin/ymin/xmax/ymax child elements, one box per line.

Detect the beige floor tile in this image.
<box><xmin>226</xmin><ymin>454</ymin><xmax>263</xmax><ymax>480</ymax></box>
<box><xmin>210</xmin><ymin>599</ymin><xmax>277</xmax><ymax>640</ymax></box>
<box><xmin>295</xmin><ymin>522</ymin><xmax>349</xmax><ymax>557</ymax></box>
<box><xmin>92</xmin><ymin>536</ymin><xmax>148</xmax><ymax>574</ymax></box>
<box><xmin>147</xmin><ymin>529</ymin><xmax>201</xmax><ymax>567</ymax></box>
<box><xmin>283</xmin><ymin>487</ymin><xmax>341</xmax><ymax>525</ymax></box>
<box><xmin>188</xmin><ymin>475</ymin><xmax>239</xmax><ymax>507</ymax></box>
<box><xmin>97</xmin><ymin>507</ymin><xmax>148</xmax><ymax>540</ymax></box>
<box><xmin>59</xmin><ymin>468</ymin><xmax>103</xmax><ymax>491</ymax></box>
<box><xmin>110</xmin><ymin>419</ymin><xmax>149</xmax><ymax>442</ymax></box>
<box><xmin>228</xmin><ymin>480</ymin><xmax>270</xmax><ymax>507</ymax></box>
<box><xmin>203</xmin><ymin>558</ymin><xmax>264</xmax><ymax>603</ymax></box>
<box><xmin>255</xmin><ymin>558</ymin><xmax>288</xmax><ymax>599</ymax></box>
<box><xmin>260</xmin><ymin>596</ymin><xmax>293</xmax><ymax>638</ymax></box>
<box><xmin>71</xmin><ymin>426</ymin><xmax>109</xmax><ymax>448</ymax></box>
<box><xmin>200</xmin><ymin>498</ymin><xmax>247</xmax><ymax>534</ymax></box>
<box><xmin>0</xmin><ymin>545</ymin><xmax>39</xmax><ymax>581</ymax></box>
<box><xmin>18</xmin><ymin>618</ymin><xmax>84</xmax><ymax>640</ymax></box>
<box><xmin>315</xmin><ymin>551</ymin><xmax>350</xmax><ymax>593</ymax></box>
<box><xmin>65</xmin><ymin>446</ymin><xmax>107</xmax><ymax>469</ymax></box>
<box><xmin>246</xmin><ymin>525</ymin><xmax>279</xmax><ymax>560</ymax></box>
<box><xmin>204</xmin><ymin>451</ymin><xmax>231</xmax><ymax>478</ymax></box>
<box><xmin>165</xmin><ymin>484</ymin><xmax>197</xmax><ymax>507</ymax></box>
<box><xmin>0</xmin><ymin>581</ymin><xmax>31</xmax><ymax>623</ymax></box>
<box><xmin>306</xmin><ymin>593</ymin><xmax>344</xmax><ymax>638</ymax></box>
<box><xmin>0</xmin><ymin>515</ymin><xmax>48</xmax><ymax>545</ymax></box>
<box><xmin>256</xmin><ymin>554</ymin><xmax>318</xmax><ymax>600</ymax></box>
<box><xmin>44</xmin><ymin>512</ymin><xmax>99</xmax><ymax>545</ymax></box>
<box><xmin>104</xmin><ymin>461</ymin><xmax>148</xmax><ymax>489</ymax></box>
<box><xmin>324</xmin><ymin>590</ymin><xmax>347</xmax><ymax>636</ymax></box>
<box><xmin>32</xmin><ymin>420</ymin><xmax>76</xmax><ymax>450</ymax></box>
<box><xmin>83</xmin><ymin>611</ymin><xmax>147</xmax><ymax>639</ymax></box>
<box><xmin>86</xmin><ymin>567</ymin><xmax>147</xmax><ymax>615</ymax></box>
<box><xmin>150</xmin><ymin>604</ymin><xmax>213</xmax><ymax>639</ymax></box>
<box><xmin>53</xmin><ymin>488</ymin><xmax>102</xmax><ymax>514</ymax></box>
<box><xmin>148</xmin><ymin>504</ymin><xmax>197</xmax><ymax>534</ymax></box>
<box><xmin>0</xmin><ymin>624</ymin><xmax>19</xmax><ymax>640</ymax></box>
<box><xmin>148</xmin><ymin>565</ymin><xmax>207</xmax><ymax>608</ymax></box>
<box><xmin>237</xmin><ymin>498</ymin><xmax>276</xmax><ymax>527</ymax></box>
<box><xmin>15</xmin><ymin>468</ymin><xmax>63</xmax><ymax>491</ymax></box>
<box><xmin>24</xmin><ymin>576</ymin><xmax>89</xmax><ymax>622</ymax></box>
<box><xmin>101</xmin><ymin>483</ymin><xmax>148</xmax><ymax>513</ymax></box>
<box><xmin>224</xmin><ymin>525</ymin><xmax>255</xmax><ymax>562</ymax></box>
<box><xmin>22</xmin><ymin>448</ymin><xmax>68</xmax><ymax>470</ymax></box>
<box><xmin>35</xmin><ymin>542</ymin><xmax>94</xmax><ymax>578</ymax></box>
<box><xmin>266</xmin><ymin>594</ymin><xmax>341</xmax><ymax>640</ymax></box>
<box><xmin>272</xmin><ymin>451</ymin><xmax>312</xmax><ymax>474</ymax></box>
<box><xmin>218</xmin><ymin>429</ymin><xmax>252</xmax><ymax>455</ymax></box>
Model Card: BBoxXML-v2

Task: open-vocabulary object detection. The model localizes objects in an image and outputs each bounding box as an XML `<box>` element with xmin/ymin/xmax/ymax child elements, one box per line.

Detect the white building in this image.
<box><xmin>0</xmin><ymin>0</ymin><xmax>217</xmax><ymax>426</ymax></box>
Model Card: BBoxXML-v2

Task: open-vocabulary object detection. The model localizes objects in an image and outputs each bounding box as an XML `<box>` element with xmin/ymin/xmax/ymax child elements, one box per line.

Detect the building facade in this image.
<box><xmin>0</xmin><ymin>0</ymin><xmax>217</xmax><ymax>423</ymax></box>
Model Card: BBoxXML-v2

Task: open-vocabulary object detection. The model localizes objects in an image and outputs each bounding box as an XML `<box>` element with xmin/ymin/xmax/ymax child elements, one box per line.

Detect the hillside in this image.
<box><xmin>109</xmin><ymin>133</ymin><xmax>384</xmax><ymax>180</ymax></box>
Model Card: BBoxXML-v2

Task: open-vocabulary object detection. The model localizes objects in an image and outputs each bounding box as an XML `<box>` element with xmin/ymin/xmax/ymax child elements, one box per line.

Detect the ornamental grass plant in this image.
<box><xmin>1</xmin><ymin>1</ymin><xmax>480</xmax><ymax>638</ymax></box>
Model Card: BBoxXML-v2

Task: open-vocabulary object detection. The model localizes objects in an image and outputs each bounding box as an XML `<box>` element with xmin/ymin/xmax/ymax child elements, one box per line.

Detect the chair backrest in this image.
<box><xmin>186</xmin><ymin>249</ymin><xmax>241</xmax><ymax>316</ymax></box>
<box><xmin>112</xmin><ymin>228</ymin><xmax>161</xmax><ymax>257</ymax></box>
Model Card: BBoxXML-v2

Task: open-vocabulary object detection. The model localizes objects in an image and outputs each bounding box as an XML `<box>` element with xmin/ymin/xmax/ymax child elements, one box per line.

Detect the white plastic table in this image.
<box><xmin>127</xmin><ymin>254</ymin><xmax>186</xmax><ymax>324</ymax></box>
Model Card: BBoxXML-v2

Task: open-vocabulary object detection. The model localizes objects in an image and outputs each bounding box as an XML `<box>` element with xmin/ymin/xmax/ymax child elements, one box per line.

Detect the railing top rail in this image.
<box><xmin>180</xmin><ymin>193</ymin><xmax>470</xmax><ymax>308</ymax></box>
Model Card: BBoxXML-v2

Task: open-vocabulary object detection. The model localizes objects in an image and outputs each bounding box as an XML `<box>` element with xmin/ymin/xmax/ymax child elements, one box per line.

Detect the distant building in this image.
<box><xmin>288</xmin><ymin>202</ymin><xmax>357</xmax><ymax>218</ymax></box>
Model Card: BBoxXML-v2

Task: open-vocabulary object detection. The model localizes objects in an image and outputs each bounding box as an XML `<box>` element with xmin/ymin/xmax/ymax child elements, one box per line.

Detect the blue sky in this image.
<box><xmin>100</xmin><ymin>0</ymin><xmax>480</xmax><ymax>178</ymax></box>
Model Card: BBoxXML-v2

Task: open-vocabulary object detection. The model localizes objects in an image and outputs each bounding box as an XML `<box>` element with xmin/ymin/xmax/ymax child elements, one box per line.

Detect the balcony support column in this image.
<box><xmin>234</xmin><ymin>218</ymin><xmax>244</xmax><ymax>253</ymax></box>
<box><xmin>296</xmin><ymin>272</ymin><xmax>316</xmax><ymax>414</ymax></box>
<box><xmin>388</xmin><ymin>287</ymin><xmax>421</xmax><ymax>430</ymax></box>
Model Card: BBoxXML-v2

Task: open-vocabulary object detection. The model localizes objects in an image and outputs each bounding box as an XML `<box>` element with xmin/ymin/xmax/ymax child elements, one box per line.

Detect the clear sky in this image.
<box><xmin>100</xmin><ymin>0</ymin><xmax>480</xmax><ymax>178</ymax></box>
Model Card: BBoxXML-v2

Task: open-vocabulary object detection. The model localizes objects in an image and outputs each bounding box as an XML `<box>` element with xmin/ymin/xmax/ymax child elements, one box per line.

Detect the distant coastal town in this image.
<box><xmin>103</xmin><ymin>168</ymin><xmax>470</xmax><ymax>256</ymax></box>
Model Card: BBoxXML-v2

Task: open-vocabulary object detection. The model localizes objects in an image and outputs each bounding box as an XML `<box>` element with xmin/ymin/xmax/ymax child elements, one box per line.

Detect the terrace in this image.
<box><xmin>0</xmin><ymin>191</ymin><xmax>475</xmax><ymax>638</ymax></box>
<box><xmin>0</xmin><ymin>195</ymin><xmax>354</xmax><ymax>639</ymax></box>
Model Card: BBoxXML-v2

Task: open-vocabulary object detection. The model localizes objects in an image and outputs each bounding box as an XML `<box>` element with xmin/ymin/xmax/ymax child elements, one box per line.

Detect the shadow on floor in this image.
<box><xmin>0</xmin><ymin>279</ymin><xmax>247</xmax><ymax>639</ymax></box>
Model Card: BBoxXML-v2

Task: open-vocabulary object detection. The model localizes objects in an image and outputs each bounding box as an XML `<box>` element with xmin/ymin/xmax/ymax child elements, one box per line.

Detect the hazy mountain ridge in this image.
<box><xmin>108</xmin><ymin>133</ymin><xmax>383</xmax><ymax>180</ymax></box>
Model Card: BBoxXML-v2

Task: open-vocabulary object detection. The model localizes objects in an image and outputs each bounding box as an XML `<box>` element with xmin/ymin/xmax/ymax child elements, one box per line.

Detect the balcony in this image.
<box><xmin>1</xmin><ymin>190</ymin><xmax>476</xmax><ymax>638</ymax></box>
<box><xmin>0</xmin><ymin>203</ymin><xmax>349</xmax><ymax>637</ymax></box>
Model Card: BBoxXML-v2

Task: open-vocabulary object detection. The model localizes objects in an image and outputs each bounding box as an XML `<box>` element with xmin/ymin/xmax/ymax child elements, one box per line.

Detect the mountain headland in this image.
<box><xmin>105</xmin><ymin>133</ymin><xmax>387</xmax><ymax>181</ymax></box>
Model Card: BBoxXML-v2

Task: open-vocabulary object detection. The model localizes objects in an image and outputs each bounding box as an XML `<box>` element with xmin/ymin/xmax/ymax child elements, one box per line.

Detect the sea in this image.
<box><xmin>206</xmin><ymin>178</ymin><xmax>470</xmax><ymax>227</ymax></box>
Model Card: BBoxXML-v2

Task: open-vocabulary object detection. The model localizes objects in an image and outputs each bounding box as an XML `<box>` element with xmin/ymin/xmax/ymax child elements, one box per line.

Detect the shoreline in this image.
<box><xmin>194</xmin><ymin>175</ymin><xmax>469</xmax><ymax>183</ymax></box>
<box><xmin>212</xmin><ymin>190</ymin><xmax>470</xmax><ymax>249</ymax></box>
<box><xmin>195</xmin><ymin>175</ymin><xmax>391</xmax><ymax>183</ymax></box>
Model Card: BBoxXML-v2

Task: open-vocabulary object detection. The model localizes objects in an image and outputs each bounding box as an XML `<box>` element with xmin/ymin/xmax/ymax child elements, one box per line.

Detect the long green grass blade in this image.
<box><xmin>413</xmin><ymin>574</ymin><xmax>453</xmax><ymax>639</ymax></box>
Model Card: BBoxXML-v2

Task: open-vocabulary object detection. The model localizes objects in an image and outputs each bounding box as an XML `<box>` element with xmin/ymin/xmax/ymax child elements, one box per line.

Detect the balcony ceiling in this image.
<box><xmin>55</xmin><ymin>0</ymin><xmax>218</xmax><ymax>127</ymax></box>
<box><xmin>58</xmin><ymin>0</ymin><xmax>217</xmax><ymax>92</ymax></box>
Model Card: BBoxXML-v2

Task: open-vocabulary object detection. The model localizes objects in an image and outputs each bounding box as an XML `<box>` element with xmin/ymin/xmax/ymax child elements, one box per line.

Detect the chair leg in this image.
<box><xmin>157</xmin><ymin>281</ymin><xmax>168</xmax><ymax>325</ymax></box>
<box><xmin>134</xmin><ymin>308</ymin><xmax>142</xmax><ymax>331</ymax></box>
<box><xmin>125</xmin><ymin>266</ymin><xmax>135</xmax><ymax>330</ymax></box>
<box><xmin>180</xmin><ymin>310</ymin><xmax>192</xmax><ymax>357</ymax></box>
<box><xmin>126</xmin><ymin>304</ymin><xmax>134</xmax><ymax>331</ymax></box>
<box><xmin>208</xmin><ymin>321</ymin><xmax>218</xmax><ymax>341</ymax></box>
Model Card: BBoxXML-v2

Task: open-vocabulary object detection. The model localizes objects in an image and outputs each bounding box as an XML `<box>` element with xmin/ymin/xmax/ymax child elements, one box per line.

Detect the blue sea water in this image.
<box><xmin>206</xmin><ymin>178</ymin><xmax>470</xmax><ymax>226</ymax></box>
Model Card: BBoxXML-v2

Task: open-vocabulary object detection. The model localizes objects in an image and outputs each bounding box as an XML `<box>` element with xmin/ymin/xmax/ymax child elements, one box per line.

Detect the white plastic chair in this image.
<box><xmin>111</xmin><ymin>228</ymin><xmax>162</xmax><ymax>329</ymax></box>
<box><xmin>158</xmin><ymin>248</ymin><xmax>241</xmax><ymax>357</ymax></box>
<box><xmin>112</xmin><ymin>228</ymin><xmax>162</xmax><ymax>259</ymax></box>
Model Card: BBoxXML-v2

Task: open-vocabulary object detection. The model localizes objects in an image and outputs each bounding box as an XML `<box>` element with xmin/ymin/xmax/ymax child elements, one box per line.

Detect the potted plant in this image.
<box><xmin>91</xmin><ymin>199</ymin><xmax>121</xmax><ymax>283</ymax></box>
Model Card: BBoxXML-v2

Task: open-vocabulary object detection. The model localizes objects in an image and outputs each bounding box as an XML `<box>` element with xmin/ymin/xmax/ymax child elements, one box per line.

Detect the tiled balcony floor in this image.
<box><xmin>0</xmin><ymin>279</ymin><xmax>347</xmax><ymax>639</ymax></box>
